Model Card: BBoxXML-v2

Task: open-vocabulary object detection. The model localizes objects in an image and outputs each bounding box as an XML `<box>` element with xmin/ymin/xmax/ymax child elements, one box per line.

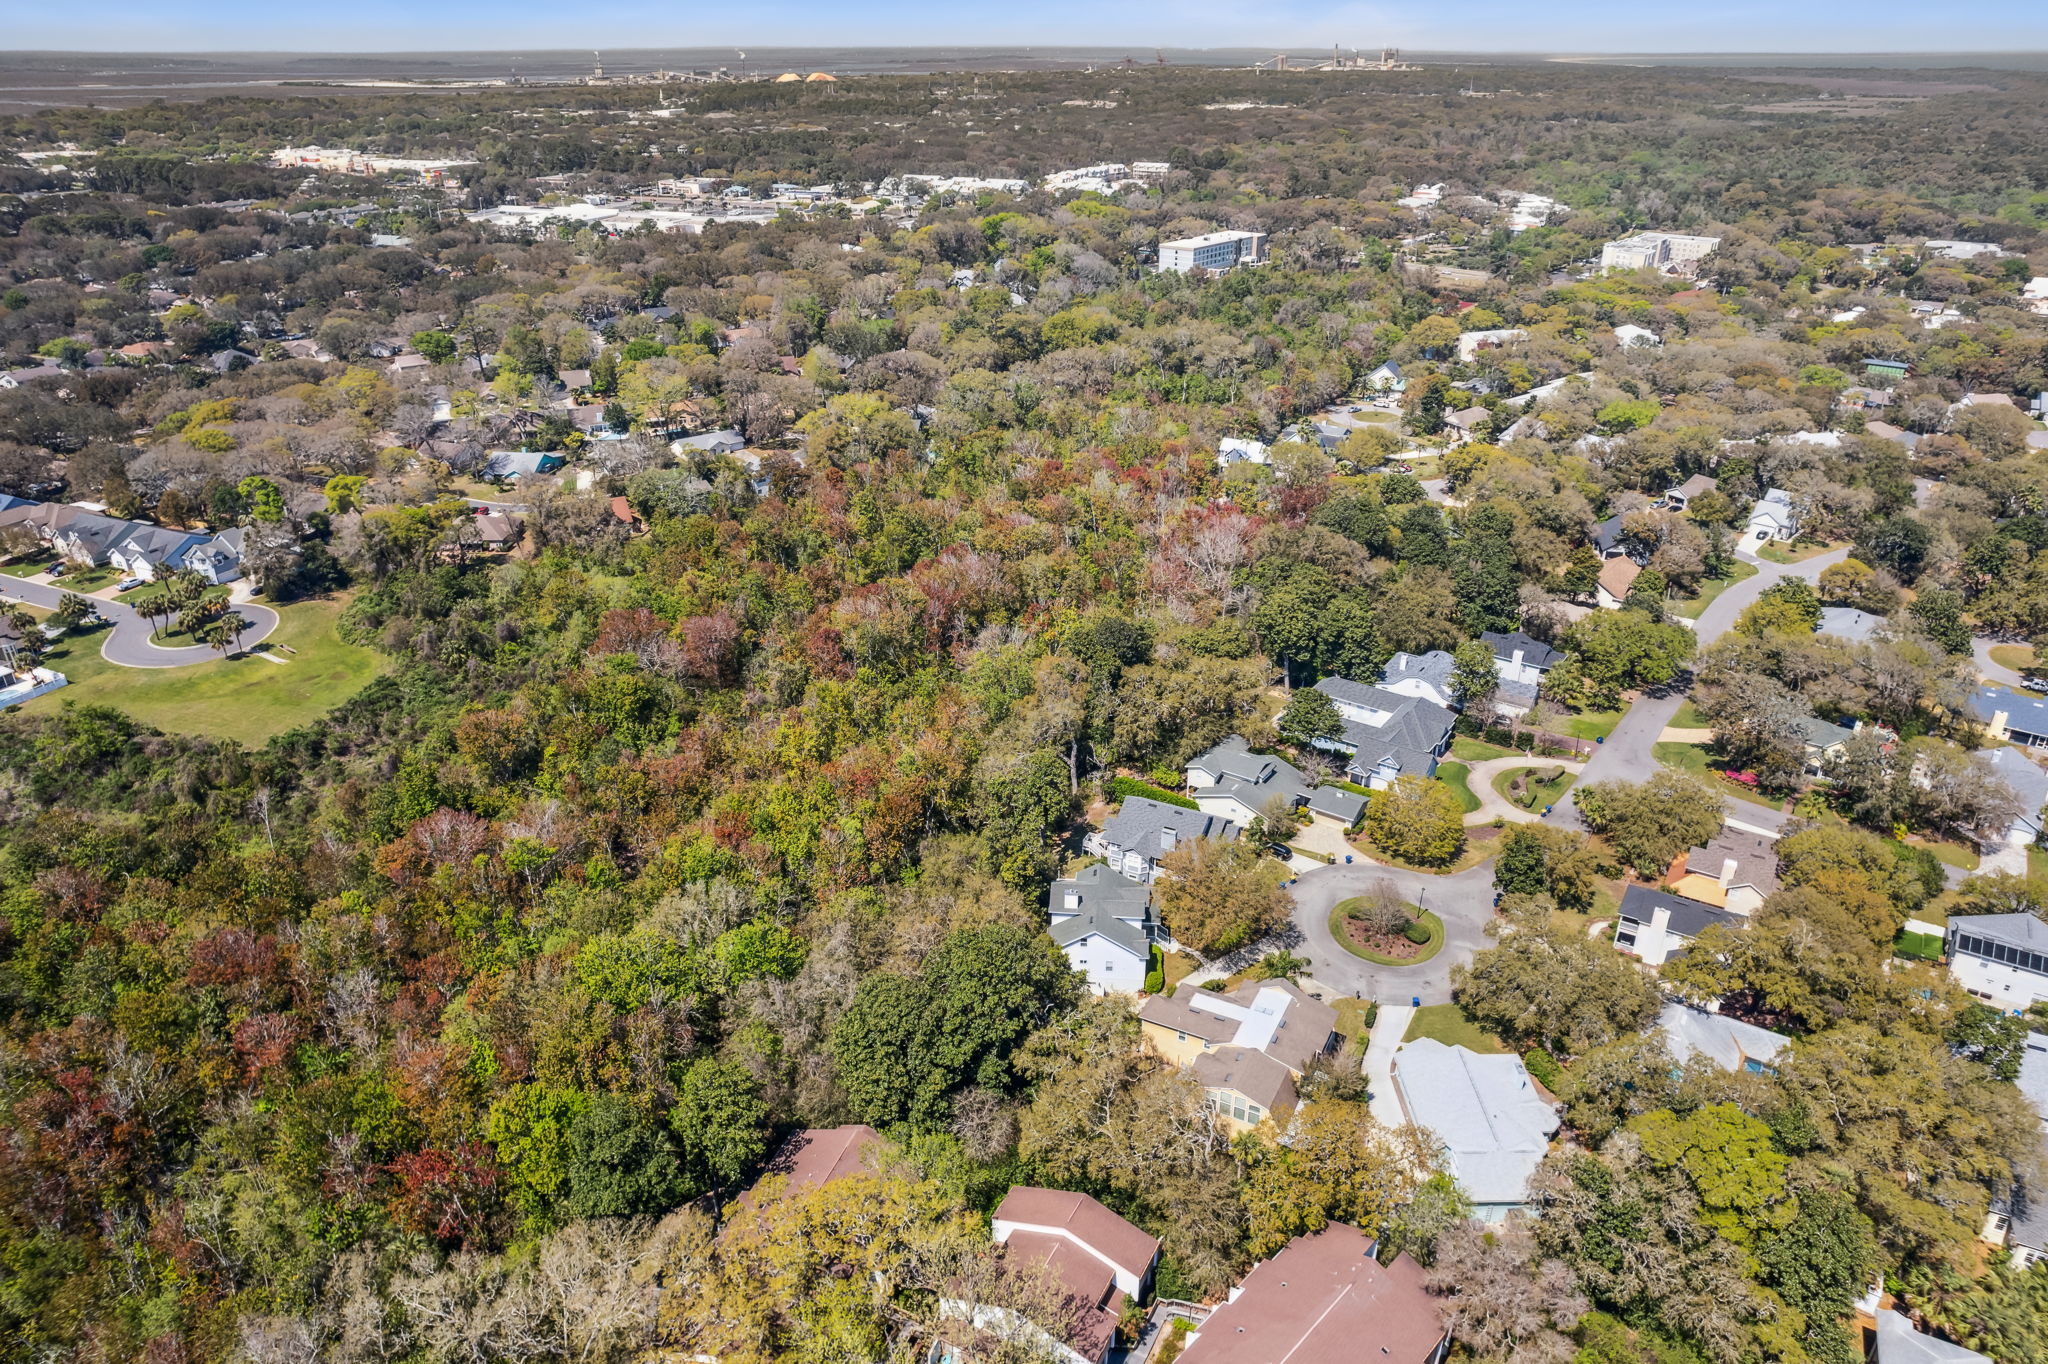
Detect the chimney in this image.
<box><xmin>1063</xmin><ymin>889</ymin><xmax>1081</xmax><ymax>910</ymax></box>
<box><xmin>1720</xmin><ymin>858</ymin><xmax>1738</xmax><ymax>889</ymax></box>
<box><xmin>1512</xmin><ymin>648</ymin><xmax>1525</xmax><ymax>668</ymax></box>
<box><xmin>1160</xmin><ymin>826</ymin><xmax>1178</xmax><ymax>852</ymax></box>
<box><xmin>1650</xmin><ymin>904</ymin><xmax>1672</xmax><ymax>956</ymax></box>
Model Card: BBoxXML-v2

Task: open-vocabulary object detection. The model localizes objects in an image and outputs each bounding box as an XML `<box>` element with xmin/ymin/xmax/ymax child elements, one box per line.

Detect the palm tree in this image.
<box><xmin>219</xmin><ymin>611</ymin><xmax>250</xmax><ymax>657</ymax></box>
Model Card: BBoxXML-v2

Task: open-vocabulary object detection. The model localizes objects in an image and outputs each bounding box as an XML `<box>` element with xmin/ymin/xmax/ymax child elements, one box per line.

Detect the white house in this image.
<box><xmin>1615</xmin><ymin>884</ymin><xmax>1746</xmax><ymax>967</ymax></box>
<box><xmin>1455</xmin><ymin>328</ymin><xmax>1526</xmax><ymax>363</ymax></box>
<box><xmin>1184</xmin><ymin>736</ymin><xmax>1367</xmax><ymax>828</ymax></box>
<box><xmin>1217</xmin><ymin>436</ymin><xmax>1270</xmax><ymax>469</ymax></box>
<box><xmin>1613</xmin><ymin>323</ymin><xmax>1661</xmax><ymax>348</ymax></box>
<box><xmin>1658</xmin><ymin>1002</ymin><xmax>1789</xmax><ymax>1075</ymax></box>
<box><xmin>1378</xmin><ymin>649</ymin><xmax>1458</xmax><ymax>709</ymax></box>
<box><xmin>1085</xmin><ymin>795</ymin><xmax>1237</xmax><ymax>883</ymax></box>
<box><xmin>1479</xmin><ymin>629</ymin><xmax>1560</xmax><ymax>716</ymax></box>
<box><xmin>1045</xmin><ymin>864</ymin><xmax>1155</xmax><ymax>995</ymax></box>
<box><xmin>1310</xmin><ymin>676</ymin><xmax>1455</xmax><ymax>789</ymax></box>
<box><xmin>1365</xmin><ymin>361</ymin><xmax>1407</xmax><ymax>394</ymax></box>
<box><xmin>991</xmin><ymin>1187</ymin><xmax>1160</xmax><ymax>1301</ymax></box>
<box><xmin>1949</xmin><ymin>914</ymin><xmax>2048</xmax><ymax>1010</ymax></box>
<box><xmin>1743</xmin><ymin>488</ymin><xmax>1800</xmax><ymax>548</ymax></box>
<box><xmin>1389</xmin><ymin>1038</ymin><xmax>1560</xmax><ymax>1221</ymax></box>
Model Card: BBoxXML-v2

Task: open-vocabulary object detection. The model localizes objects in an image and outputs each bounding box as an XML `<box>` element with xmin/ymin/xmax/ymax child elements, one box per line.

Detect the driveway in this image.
<box><xmin>1462</xmin><ymin>755</ymin><xmax>1584</xmax><ymax>824</ymax></box>
<box><xmin>1973</xmin><ymin>636</ymin><xmax>2033</xmax><ymax>690</ymax></box>
<box><xmin>0</xmin><ymin>578</ymin><xmax>279</xmax><ymax>668</ymax></box>
<box><xmin>1288</xmin><ymin>856</ymin><xmax>1500</xmax><ymax>1006</ymax></box>
<box><xmin>1361</xmin><ymin>1002</ymin><xmax>1415</xmax><ymax>1127</ymax></box>
<box><xmin>1550</xmin><ymin>546</ymin><xmax>1852</xmax><ymax>831</ymax></box>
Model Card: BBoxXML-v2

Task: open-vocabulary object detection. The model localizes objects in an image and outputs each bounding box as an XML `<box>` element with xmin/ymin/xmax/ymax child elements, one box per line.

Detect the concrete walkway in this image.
<box><xmin>1657</xmin><ymin>726</ymin><xmax>1714</xmax><ymax>743</ymax></box>
<box><xmin>0</xmin><ymin>577</ymin><xmax>279</xmax><ymax>668</ymax></box>
<box><xmin>1362</xmin><ymin>1003</ymin><xmax>1414</xmax><ymax>1128</ymax></box>
<box><xmin>1461</xmin><ymin>755</ymin><xmax>1585</xmax><ymax>825</ymax></box>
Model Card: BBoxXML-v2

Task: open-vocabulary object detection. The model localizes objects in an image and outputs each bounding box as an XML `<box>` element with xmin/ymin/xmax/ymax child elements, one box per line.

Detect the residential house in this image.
<box><xmin>1865</xmin><ymin>419</ymin><xmax>1920</xmax><ymax>451</ymax></box>
<box><xmin>481</xmin><ymin>449</ymin><xmax>565</xmax><ymax>481</ymax></box>
<box><xmin>1615</xmin><ymin>883</ymin><xmax>1745</xmax><ymax>967</ymax></box>
<box><xmin>52</xmin><ymin>512</ymin><xmax>144</xmax><ymax>568</ymax></box>
<box><xmin>1366</xmin><ymin>361</ymin><xmax>1406</xmax><ymax>393</ymax></box>
<box><xmin>1818</xmin><ymin>607</ymin><xmax>1887</xmax><ymax>643</ymax></box>
<box><xmin>387</xmin><ymin>353</ymin><xmax>432</xmax><ymax>376</ymax></box>
<box><xmin>116</xmin><ymin>341</ymin><xmax>170</xmax><ymax>362</ymax></box>
<box><xmin>1045</xmin><ymin>864</ymin><xmax>1155</xmax><ymax>995</ymax></box>
<box><xmin>209</xmin><ymin>349</ymin><xmax>257</xmax><ymax>372</ymax></box>
<box><xmin>1595</xmin><ymin>556</ymin><xmax>1643</xmax><ymax>610</ymax></box>
<box><xmin>1389</xmin><ymin>1038</ymin><xmax>1560</xmax><ymax>1221</ymax></box>
<box><xmin>1871</xmin><ymin>1309</ymin><xmax>1992</xmax><ymax>1364</ymax></box>
<box><xmin>732</xmin><ymin>1123</ymin><xmax>881</xmax><ymax>1213</ymax></box>
<box><xmin>1663</xmin><ymin>473</ymin><xmax>1718</xmax><ymax>511</ymax></box>
<box><xmin>183</xmin><ymin>528</ymin><xmax>246</xmax><ymax>585</ymax></box>
<box><xmin>1445</xmin><ymin>405</ymin><xmax>1490</xmax><ymax>441</ymax></box>
<box><xmin>106</xmin><ymin>524</ymin><xmax>212</xmax><ymax>582</ymax></box>
<box><xmin>1184</xmin><ymin>735</ymin><xmax>1367</xmax><ymax>828</ymax></box>
<box><xmin>1277</xmin><ymin>419</ymin><xmax>1348</xmax><ymax>454</ymax></box>
<box><xmin>1378</xmin><ymin>649</ymin><xmax>1459</xmax><ymax>709</ymax></box>
<box><xmin>1744</xmin><ymin>488</ymin><xmax>1801</xmax><ymax>548</ymax></box>
<box><xmin>1455</xmin><ymin>328</ymin><xmax>1526</xmax><ymax>362</ymax></box>
<box><xmin>1980</xmin><ymin>746</ymin><xmax>2048</xmax><ymax>849</ymax></box>
<box><xmin>1176</xmin><ymin>1225</ymin><xmax>1447</xmax><ymax>1364</ymax></box>
<box><xmin>1216</xmin><ymin>436</ymin><xmax>1270</xmax><ymax>469</ymax></box>
<box><xmin>558</xmin><ymin>368</ymin><xmax>592</xmax><ymax>390</ymax></box>
<box><xmin>1667</xmin><ymin>827</ymin><xmax>1779</xmax><ymax>916</ymax></box>
<box><xmin>1138</xmin><ymin>980</ymin><xmax>1337</xmax><ymax>1133</ymax></box>
<box><xmin>1480</xmin><ymin>629</ymin><xmax>1560</xmax><ymax>716</ymax></box>
<box><xmin>1923</xmin><ymin>239</ymin><xmax>2007</xmax><ymax>261</ymax></box>
<box><xmin>1967</xmin><ymin>686</ymin><xmax>2048</xmax><ymax>748</ymax></box>
<box><xmin>1840</xmin><ymin>384</ymin><xmax>1893</xmax><ymax>410</ymax></box>
<box><xmin>671</xmin><ymin>428</ymin><xmax>747</xmax><ymax>457</ymax></box>
<box><xmin>608</xmin><ymin>496</ymin><xmax>644</xmax><ymax>533</ymax></box>
<box><xmin>1948</xmin><ymin>913</ymin><xmax>2048</xmax><ymax>1009</ymax></box>
<box><xmin>469</xmin><ymin>512</ymin><xmax>522</xmax><ymax>550</ymax></box>
<box><xmin>1987</xmin><ymin>1035</ymin><xmax>2048</xmax><ymax>1269</ymax></box>
<box><xmin>0</xmin><ymin>363</ymin><xmax>63</xmax><ymax>389</ymax></box>
<box><xmin>1658</xmin><ymin>1002</ymin><xmax>1789</xmax><ymax>1075</ymax></box>
<box><xmin>1864</xmin><ymin>358</ymin><xmax>1913</xmax><ymax>383</ymax></box>
<box><xmin>1591</xmin><ymin>512</ymin><xmax>1642</xmax><ymax>560</ymax></box>
<box><xmin>278</xmin><ymin>338</ymin><xmax>332</xmax><ymax>361</ymax></box>
<box><xmin>967</xmin><ymin>1188</ymin><xmax>1161</xmax><ymax>1364</ymax></box>
<box><xmin>1614</xmin><ymin>323</ymin><xmax>1661</xmax><ymax>348</ymax></box>
<box><xmin>1793</xmin><ymin>715</ymin><xmax>1855</xmax><ymax>778</ymax></box>
<box><xmin>1310</xmin><ymin>676</ymin><xmax>1456</xmax><ymax>789</ymax></box>
<box><xmin>1086</xmin><ymin>795</ymin><xmax>1238</xmax><ymax>884</ymax></box>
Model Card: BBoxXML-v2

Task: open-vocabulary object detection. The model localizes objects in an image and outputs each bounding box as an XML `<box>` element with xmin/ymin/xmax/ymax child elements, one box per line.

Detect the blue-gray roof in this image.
<box><xmin>1312</xmin><ymin>677</ymin><xmax>1455</xmax><ymax>782</ymax></box>
<box><xmin>1969</xmin><ymin>686</ymin><xmax>2048</xmax><ymax>739</ymax></box>
<box><xmin>1047</xmin><ymin>863</ymin><xmax>1153</xmax><ymax>958</ymax></box>
<box><xmin>1983</xmin><ymin>747</ymin><xmax>2048</xmax><ymax>839</ymax></box>
<box><xmin>1380</xmin><ymin>649</ymin><xmax>1456</xmax><ymax>694</ymax></box>
<box><xmin>1099</xmin><ymin>795</ymin><xmax>1237</xmax><ymax>861</ymax></box>
<box><xmin>1817</xmin><ymin>607</ymin><xmax>1887</xmax><ymax>643</ymax></box>
<box><xmin>1618</xmin><ymin>884</ymin><xmax>1745</xmax><ymax>941</ymax></box>
<box><xmin>1481</xmin><ymin>630</ymin><xmax>1561</xmax><ymax>670</ymax></box>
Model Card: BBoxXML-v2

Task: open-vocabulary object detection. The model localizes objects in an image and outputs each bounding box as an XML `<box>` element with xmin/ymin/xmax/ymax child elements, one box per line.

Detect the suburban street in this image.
<box><xmin>1287</xmin><ymin>543</ymin><xmax>1857</xmax><ymax>1004</ymax></box>
<box><xmin>0</xmin><ymin>577</ymin><xmax>279</xmax><ymax>668</ymax></box>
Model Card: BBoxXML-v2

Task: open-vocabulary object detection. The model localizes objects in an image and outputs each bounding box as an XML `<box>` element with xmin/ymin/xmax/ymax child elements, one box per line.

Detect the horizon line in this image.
<box><xmin>9</xmin><ymin>45</ymin><xmax>2048</xmax><ymax>57</ymax></box>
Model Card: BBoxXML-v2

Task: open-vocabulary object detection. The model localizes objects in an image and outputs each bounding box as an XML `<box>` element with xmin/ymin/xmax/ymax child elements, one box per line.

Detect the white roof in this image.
<box><xmin>1659</xmin><ymin>1003</ymin><xmax>1789</xmax><ymax>1073</ymax></box>
<box><xmin>1162</xmin><ymin>229</ymin><xmax>1265</xmax><ymax>250</ymax></box>
<box><xmin>1874</xmin><ymin>1310</ymin><xmax>1991</xmax><ymax>1364</ymax></box>
<box><xmin>1391</xmin><ymin>1038</ymin><xmax>1558</xmax><ymax>1205</ymax></box>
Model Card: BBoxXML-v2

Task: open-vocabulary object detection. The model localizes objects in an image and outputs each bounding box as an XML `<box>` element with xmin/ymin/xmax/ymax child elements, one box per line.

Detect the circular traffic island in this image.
<box><xmin>1328</xmin><ymin>899</ymin><xmax>1445</xmax><ymax>966</ymax></box>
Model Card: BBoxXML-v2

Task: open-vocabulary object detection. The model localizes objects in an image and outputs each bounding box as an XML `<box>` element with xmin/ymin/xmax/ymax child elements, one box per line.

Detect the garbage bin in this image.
<box><xmin>1344</xmin><ymin>854</ymin><xmax>1353</xmax><ymax>864</ymax></box>
<box><xmin>1411</xmin><ymin>995</ymin><xmax>1421</xmax><ymax>1008</ymax></box>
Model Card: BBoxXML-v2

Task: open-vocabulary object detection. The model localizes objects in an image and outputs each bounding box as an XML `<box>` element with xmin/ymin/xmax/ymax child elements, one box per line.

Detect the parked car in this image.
<box><xmin>43</xmin><ymin>562</ymin><xmax>64</xmax><ymax>576</ymax></box>
<box><xmin>2022</xmin><ymin>675</ymin><xmax>2048</xmax><ymax>692</ymax></box>
<box><xmin>1265</xmin><ymin>843</ymin><xmax>1294</xmax><ymax>861</ymax></box>
<box><xmin>115</xmin><ymin>577</ymin><xmax>144</xmax><ymax>593</ymax></box>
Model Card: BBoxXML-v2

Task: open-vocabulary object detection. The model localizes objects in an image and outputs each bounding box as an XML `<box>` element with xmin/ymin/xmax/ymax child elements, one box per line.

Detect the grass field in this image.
<box><xmin>1329</xmin><ymin>904</ymin><xmax>1445</xmax><ymax>966</ymax></box>
<box><xmin>1331</xmin><ymin>997</ymin><xmax>1374</xmax><ymax>1043</ymax></box>
<box><xmin>1904</xmin><ymin>834</ymin><xmax>1980</xmax><ymax>871</ymax></box>
<box><xmin>1991</xmin><ymin>643</ymin><xmax>2038</xmax><ymax>674</ymax></box>
<box><xmin>1402</xmin><ymin>1002</ymin><xmax>1508</xmax><ymax>1053</ymax></box>
<box><xmin>1557</xmin><ymin>709</ymin><xmax>1625</xmax><ymax>741</ymax></box>
<box><xmin>20</xmin><ymin>596</ymin><xmax>387</xmax><ymax>746</ymax></box>
<box><xmin>1452</xmin><ymin>736</ymin><xmax>1521</xmax><ymax>761</ymax></box>
<box><xmin>1493</xmin><ymin>764</ymin><xmax>1577</xmax><ymax>811</ymax></box>
<box><xmin>1652</xmin><ymin>741</ymin><xmax>1787</xmax><ymax>810</ymax></box>
<box><xmin>1670</xmin><ymin>559</ymin><xmax>1758</xmax><ymax>617</ymax></box>
<box><xmin>1436</xmin><ymin>762</ymin><xmax>1481</xmax><ymax>814</ymax></box>
<box><xmin>1758</xmin><ymin>539</ymin><xmax>1847</xmax><ymax>566</ymax></box>
<box><xmin>1670</xmin><ymin>700</ymin><xmax>1711</xmax><ymax>729</ymax></box>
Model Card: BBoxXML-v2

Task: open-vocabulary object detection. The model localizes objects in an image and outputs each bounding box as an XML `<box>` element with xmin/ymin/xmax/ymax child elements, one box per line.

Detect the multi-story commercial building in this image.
<box><xmin>1599</xmin><ymin>231</ymin><xmax>1722</xmax><ymax>275</ymax></box>
<box><xmin>1157</xmin><ymin>229</ymin><xmax>1268</xmax><ymax>274</ymax></box>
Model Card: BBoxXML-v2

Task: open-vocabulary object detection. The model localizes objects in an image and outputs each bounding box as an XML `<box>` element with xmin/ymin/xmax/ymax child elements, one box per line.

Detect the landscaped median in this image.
<box><xmin>1328</xmin><ymin>899</ymin><xmax>1445</xmax><ymax>966</ymax></box>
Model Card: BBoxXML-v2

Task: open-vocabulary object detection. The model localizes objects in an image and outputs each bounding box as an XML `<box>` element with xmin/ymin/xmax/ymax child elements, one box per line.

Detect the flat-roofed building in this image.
<box><xmin>1157</xmin><ymin>229</ymin><xmax>1268</xmax><ymax>274</ymax></box>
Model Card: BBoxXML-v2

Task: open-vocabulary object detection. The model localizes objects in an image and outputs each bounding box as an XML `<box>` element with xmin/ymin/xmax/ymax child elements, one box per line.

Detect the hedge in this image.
<box><xmin>1523</xmin><ymin>1047</ymin><xmax>1563</xmax><ymax>1089</ymax></box>
<box><xmin>1288</xmin><ymin>844</ymin><xmax>1336</xmax><ymax>864</ymax></box>
<box><xmin>1143</xmin><ymin>945</ymin><xmax>1165</xmax><ymax>994</ymax></box>
<box><xmin>1108</xmin><ymin>776</ymin><xmax>1198</xmax><ymax>810</ymax></box>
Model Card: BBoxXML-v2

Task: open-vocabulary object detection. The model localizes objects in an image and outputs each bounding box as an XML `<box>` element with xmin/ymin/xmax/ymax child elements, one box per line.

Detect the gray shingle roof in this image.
<box><xmin>1817</xmin><ymin>607</ymin><xmax>1887</xmax><ymax>643</ymax></box>
<box><xmin>1480</xmin><ymin>630</ymin><xmax>1561</xmax><ymax>670</ymax></box>
<box><xmin>1658</xmin><ymin>1003</ymin><xmax>1789</xmax><ymax>1073</ymax></box>
<box><xmin>1792</xmin><ymin>715</ymin><xmax>1854</xmax><ymax>751</ymax></box>
<box><xmin>1874</xmin><ymin>1310</ymin><xmax>1991</xmax><ymax>1364</ymax></box>
<box><xmin>1983</xmin><ymin>747</ymin><xmax>2048</xmax><ymax>839</ymax></box>
<box><xmin>1098</xmin><ymin>795</ymin><xmax>1236</xmax><ymax>862</ymax></box>
<box><xmin>1380</xmin><ymin>649</ymin><xmax>1456</xmax><ymax>695</ymax></box>
<box><xmin>1970</xmin><ymin>686</ymin><xmax>2048</xmax><ymax>739</ymax></box>
<box><xmin>1312</xmin><ymin>677</ymin><xmax>1455</xmax><ymax>783</ymax></box>
<box><xmin>1046</xmin><ymin>863</ymin><xmax>1153</xmax><ymax>958</ymax></box>
<box><xmin>1949</xmin><ymin>913</ymin><xmax>2048</xmax><ymax>953</ymax></box>
<box><xmin>1618</xmin><ymin>884</ymin><xmax>1745</xmax><ymax>941</ymax></box>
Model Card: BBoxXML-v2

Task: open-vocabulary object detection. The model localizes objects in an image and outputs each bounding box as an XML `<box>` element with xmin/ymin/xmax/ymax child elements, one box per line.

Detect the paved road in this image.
<box><xmin>1289</xmin><ymin>857</ymin><xmax>1501</xmax><ymax>1006</ymax></box>
<box><xmin>0</xmin><ymin>578</ymin><xmax>279</xmax><ymax>668</ymax></box>
<box><xmin>1550</xmin><ymin>546</ymin><xmax>1853</xmax><ymax>833</ymax></box>
<box><xmin>1461</xmin><ymin>754</ymin><xmax>1585</xmax><ymax>825</ymax></box>
<box><xmin>1973</xmin><ymin>636</ymin><xmax>2032</xmax><ymax>690</ymax></box>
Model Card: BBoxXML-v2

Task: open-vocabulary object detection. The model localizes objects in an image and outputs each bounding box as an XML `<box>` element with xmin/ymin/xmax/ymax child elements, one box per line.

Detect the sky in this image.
<box><xmin>10</xmin><ymin>0</ymin><xmax>2048</xmax><ymax>55</ymax></box>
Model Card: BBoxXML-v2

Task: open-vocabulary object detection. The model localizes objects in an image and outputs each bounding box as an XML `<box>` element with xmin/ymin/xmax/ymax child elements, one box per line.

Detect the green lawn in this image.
<box><xmin>1669</xmin><ymin>559</ymin><xmax>1758</xmax><ymax>617</ymax></box>
<box><xmin>1992</xmin><ymin>643</ymin><xmax>2038</xmax><ymax>674</ymax></box>
<box><xmin>1331</xmin><ymin>997</ymin><xmax>1374</xmax><ymax>1043</ymax></box>
<box><xmin>1329</xmin><ymin>905</ymin><xmax>1445</xmax><ymax>966</ymax></box>
<box><xmin>1557</xmin><ymin>709</ymin><xmax>1625</xmax><ymax>741</ymax></box>
<box><xmin>1758</xmin><ymin>538</ymin><xmax>1847</xmax><ymax>566</ymax></box>
<box><xmin>1651</xmin><ymin>741</ymin><xmax>1787</xmax><ymax>811</ymax></box>
<box><xmin>1436</xmin><ymin>761</ymin><xmax>1481</xmax><ymax>814</ymax></box>
<box><xmin>1163</xmin><ymin>951</ymin><xmax>1200</xmax><ymax>991</ymax></box>
<box><xmin>0</xmin><ymin>559</ymin><xmax>45</xmax><ymax>579</ymax></box>
<box><xmin>1493</xmin><ymin>764</ymin><xmax>1577</xmax><ymax>811</ymax></box>
<box><xmin>1402</xmin><ymin>1002</ymin><xmax>1508</xmax><ymax>1053</ymax></box>
<box><xmin>1452</xmin><ymin>736</ymin><xmax>1521</xmax><ymax>761</ymax></box>
<box><xmin>2032</xmin><ymin>845</ymin><xmax>2048</xmax><ymax>882</ymax></box>
<box><xmin>1904</xmin><ymin>834</ymin><xmax>1980</xmax><ymax>871</ymax></box>
<box><xmin>51</xmin><ymin>564</ymin><xmax>118</xmax><ymax>592</ymax></box>
<box><xmin>20</xmin><ymin>596</ymin><xmax>388</xmax><ymax>746</ymax></box>
<box><xmin>1670</xmin><ymin>700</ymin><xmax>1711</xmax><ymax>729</ymax></box>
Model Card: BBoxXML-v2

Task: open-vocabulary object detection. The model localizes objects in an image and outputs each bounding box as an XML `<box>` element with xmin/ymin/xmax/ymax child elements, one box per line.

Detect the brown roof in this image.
<box><xmin>1597</xmin><ymin>556</ymin><xmax>1642</xmax><ymax>599</ymax></box>
<box><xmin>1002</xmin><ymin>1231</ymin><xmax>1124</xmax><ymax>1362</ymax></box>
<box><xmin>1179</xmin><ymin>1225</ymin><xmax>1446</xmax><ymax>1364</ymax></box>
<box><xmin>993</xmin><ymin>1187</ymin><xmax>1160</xmax><ymax>1284</ymax></box>
<box><xmin>757</xmin><ymin>1124</ymin><xmax>880</xmax><ymax>1195</ymax></box>
<box><xmin>1193</xmin><ymin>1047</ymin><xmax>1299</xmax><ymax>1115</ymax></box>
<box><xmin>1137</xmin><ymin>979</ymin><xmax>1338</xmax><ymax>1076</ymax></box>
<box><xmin>609</xmin><ymin>495</ymin><xmax>639</xmax><ymax>526</ymax></box>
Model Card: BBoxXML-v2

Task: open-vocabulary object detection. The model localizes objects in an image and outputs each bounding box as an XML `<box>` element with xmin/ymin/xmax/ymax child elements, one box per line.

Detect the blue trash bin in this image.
<box><xmin>1344</xmin><ymin>854</ymin><xmax>1353</xmax><ymax>864</ymax></box>
<box><xmin>1411</xmin><ymin>995</ymin><xmax>1421</xmax><ymax>1008</ymax></box>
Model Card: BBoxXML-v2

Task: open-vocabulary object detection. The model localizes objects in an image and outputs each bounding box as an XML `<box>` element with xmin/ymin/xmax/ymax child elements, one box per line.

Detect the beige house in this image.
<box><xmin>1138</xmin><ymin>980</ymin><xmax>1337</xmax><ymax>1133</ymax></box>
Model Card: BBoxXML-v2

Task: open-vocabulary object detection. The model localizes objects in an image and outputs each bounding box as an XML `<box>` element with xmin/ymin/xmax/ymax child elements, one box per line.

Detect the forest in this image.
<box><xmin>0</xmin><ymin>55</ymin><xmax>2045</xmax><ymax>1364</ymax></box>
